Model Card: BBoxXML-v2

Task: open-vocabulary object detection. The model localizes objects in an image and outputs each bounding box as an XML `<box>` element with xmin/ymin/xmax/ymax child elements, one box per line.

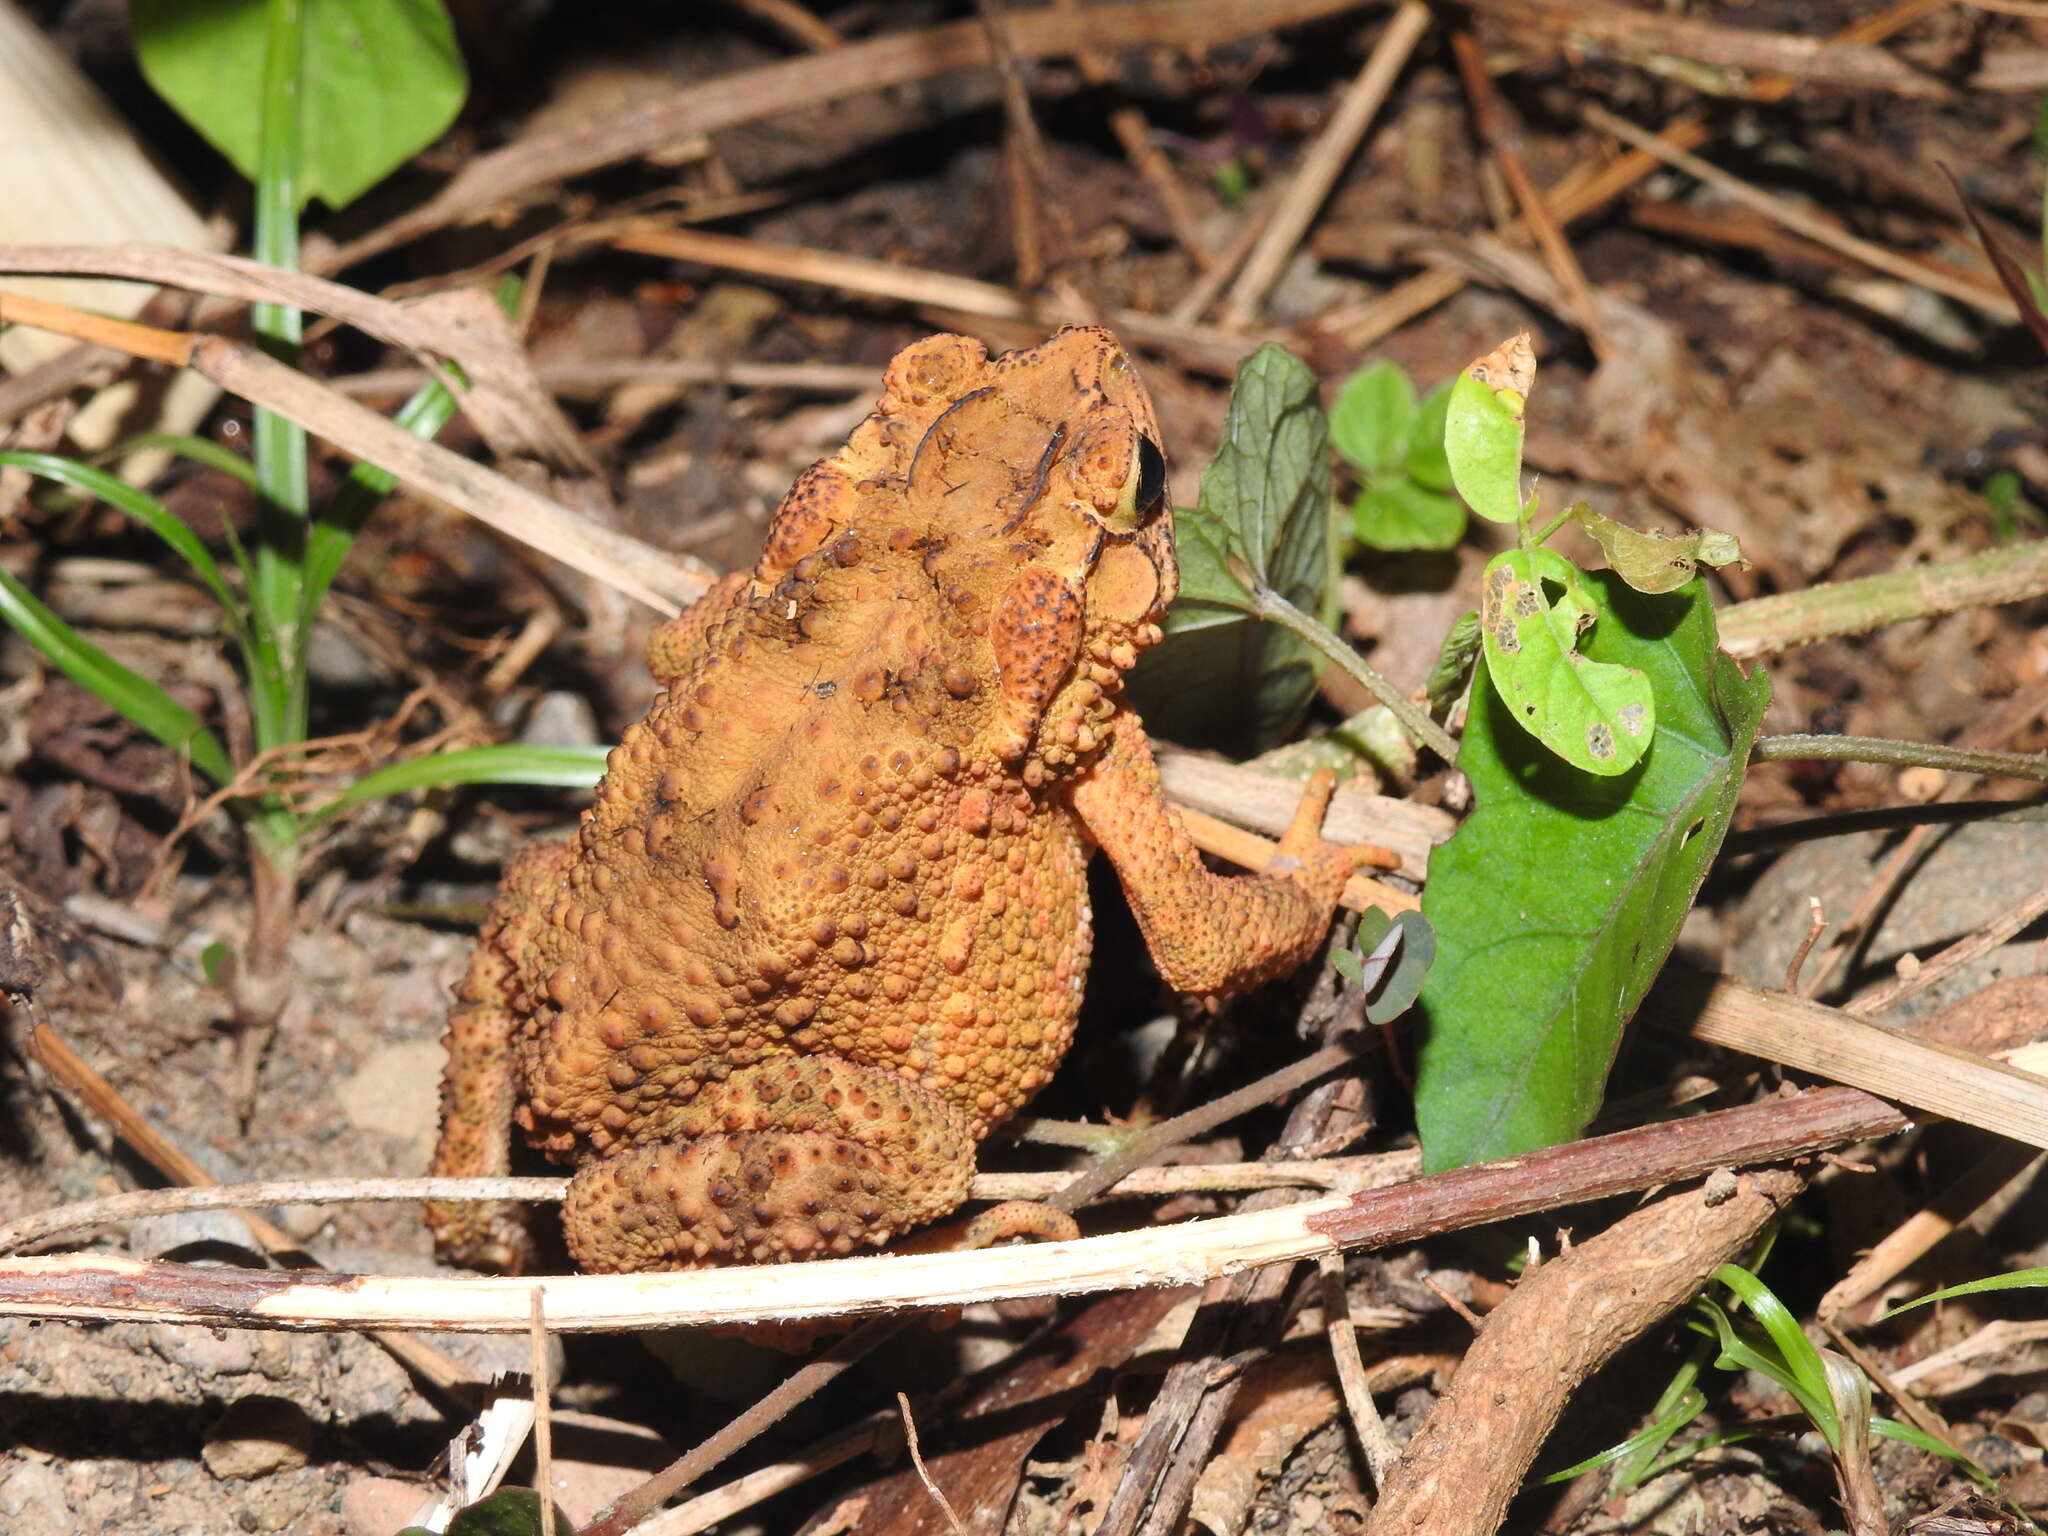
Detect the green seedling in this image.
<box><xmin>1546</xmin><ymin>1258</ymin><xmax>2027</xmax><ymax>1531</ymax></box>
<box><xmin>1332</xmin><ymin>360</ymin><xmax>1463</xmax><ymax>551</ymax></box>
<box><xmin>0</xmin><ymin>2</ymin><xmax>571</xmax><ymax>1012</ymax></box>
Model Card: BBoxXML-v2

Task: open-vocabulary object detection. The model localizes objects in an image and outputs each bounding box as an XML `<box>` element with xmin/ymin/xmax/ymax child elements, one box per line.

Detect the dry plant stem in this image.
<box><xmin>1170</xmin><ymin>183</ymin><xmax>1281</xmax><ymax>322</ymax></box>
<box><xmin>1046</xmin><ymin>1041</ymin><xmax>1366</xmax><ymax>1215</ymax></box>
<box><xmin>1755</xmin><ymin>735</ymin><xmax>2048</xmax><ymax>785</ymax></box>
<box><xmin>720</xmin><ymin>0</ymin><xmax>842</xmax><ymax>51</ymax></box>
<box><xmin>1319</xmin><ymin>1251</ymin><xmax>1401</xmax><ymax>1492</ymax></box>
<box><xmin>0</xmin><ymin>291</ymin><xmax>704</xmax><ymax>613</ymax></box>
<box><xmin>1446</xmin><ymin>26</ymin><xmax>1607</xmax><ymax>359</ymax></box>
<box><xmin>22</xmin><ymin>1023</ymin><xmax>477</xmax><ymax>1397</ymax></box>
<box><xmin>1817</xmin><ymin>1143</ymin><xmax>2046</xmax><ymax>1321</ymax></box>
<box><xmin>329</xmin><ymin>0</ymin><xmax>1377</xmax><ymax>269</ymax></box>
<box><xmin>580</xmin><ymin>1321</ymin><xmax>908</xmax><ymax>1536</ymax></box>
<box><xmin>1581</xmin><ymin>104</ymin><xmax>2013</xmax><ymax>319</ymax></box>
<box><xmin>334</xmin><ymin>358</ymin><xmax>884</xmax><ymax>399</ymax></box>
<box><xmin>1219</xmin><ymin>1</ymin><xmax>1432</xmax><ymax>329</ymax></box>
<box><xmin>977</xmin><ymin>0</ymin><xmax>1059</xmax><ymax>290</ymax></box>
<box><xmin>0</xmin><ymin>1087</ymin><xmax>1907</xmax><ymax>1333</ymax></box>
<box><xmin>1325</xmin><ymin>0</ymin><xmax>1951</xmax><ymax>349</ymax></box>
<box><xmin>1786</xmin><ymin>896</ymin><xmax>1828</xmax><ymax>995</ymax></box>
<box><xmin>607</xmin><ymin>225</ymin><xmax>1261</xmax><ymax>373</ymax></box>
<box><xmin>1101</xmin><ymin>991</ymin><xmax>1373</xmax><ymax>1536</ymax></box>
<box><xmin>1671</xmin><ymin>975</ymin><xmax>2048</xmax><ymax>1152</ymax></box>
<box><xmin>898</xmin><ymin>1393</ymin><xmax>969</xmax><ymax>1536</ymax></box>
<box><xmin>1457</xmin><ymin>0</ymin><xmax>1946</xmax><ymax>96</ymax></box>
<box><xmin>1365</xmin><ymin>1168</ymin><xmax>1806</xmax><ymax>1536</ymax></box>
<box><xmin>0</xmin><ymin>1153</ymin><xmax>1429</xmax><ymax>1257</ymax></box>
<box><xmin>636</xmin><ymin>1417</ymin><xmax>888</xmax><ymax>1536</ymax></box>
<box><xmin>532</xmin><ymin>1290</ymin><xmax>556</xmax><ymax>1536</ymax></box>
<box><xmin>1846</xmin><ymin>878</ymin><xmax>2048</xmax><ymax>1017</ymax></box>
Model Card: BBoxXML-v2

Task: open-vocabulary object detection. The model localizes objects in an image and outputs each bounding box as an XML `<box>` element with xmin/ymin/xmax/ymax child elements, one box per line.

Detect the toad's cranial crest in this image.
<box><xmin>427</xmin><ymin>326</ymin><xmax>1364</xmax><ymax>1277</ymax></box>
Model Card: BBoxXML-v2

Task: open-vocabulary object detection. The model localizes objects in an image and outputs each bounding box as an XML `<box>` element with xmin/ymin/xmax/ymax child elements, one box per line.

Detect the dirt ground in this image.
<box><xmin>3</xmin><ymin>3</ymin><xmax>2048</xmax><ymax>1534</ymax></box>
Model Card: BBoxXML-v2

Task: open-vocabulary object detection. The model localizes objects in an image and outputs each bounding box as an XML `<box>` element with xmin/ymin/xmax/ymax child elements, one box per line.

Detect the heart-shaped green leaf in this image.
<box><xmin>133</xmin><ymin>0</ymin><xmax>467</xmax><ymax>211</ymax></box>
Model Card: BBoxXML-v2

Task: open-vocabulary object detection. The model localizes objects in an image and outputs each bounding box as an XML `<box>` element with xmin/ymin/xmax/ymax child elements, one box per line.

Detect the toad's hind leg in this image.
<box><xmin>561</xmin><ymin>1057</ymin><xmax>980</xmax><ymax>1271</ymax></box>
<box><xmin>426</xmin><ymin>839</ymin><xmax>573</xmax><ymax>1273</ymax></box>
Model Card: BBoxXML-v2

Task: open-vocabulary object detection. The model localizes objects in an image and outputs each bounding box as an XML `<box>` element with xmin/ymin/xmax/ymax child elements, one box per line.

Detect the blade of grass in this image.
<box><xmin>1881</xmin><ymin>1265</ymin><xmax>2048</xmax><ymax>1317</ymax></box>
<box><xmin>308</xmin><ymin>742</ymin><xmax>610</xmax><ymax>822</ymax></box>
<box><xmin>94</xmin><ymin>432</ymin><xmax>263</xmax><ymax>492</ymax></box>
<box><xmin>249</xmin><ymin>0</ymin><xmax>309</xmax><ymax>766</ymax></box>
<box><xmin>0</xmin><ymin>565</ymin><xmax>234</xmax><ymax>785</ymax></box>
<box><xmin>0</xmin><ymin>452</ymin><xmax>250</xmax><ymax>636</ymax></box>
<box><xmin>1709</xmin><ymin>1266</ymin><xmax>1841</xmax><ymax>1446</ymax></box>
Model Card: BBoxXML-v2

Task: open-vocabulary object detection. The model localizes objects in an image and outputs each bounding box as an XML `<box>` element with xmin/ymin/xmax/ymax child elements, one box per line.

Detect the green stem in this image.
<box><xmin>250</xmin><ymin>0</ymin><xmax>308</xmax><ymax>767</ymax></box>
<box><xmin>1718</xmin><ymin>539</ymin><xmax>2048</xmax><ymax>658</ymax></box>
<box><xmin>1529</xmin><ymin>503</ymin><xmax>1578</xmax><ymax>547</ymax></box>
<box><xmin>1752</xmin><ymin>734</ymin><xmax>2048</xmax><ymax>783</ymax></box>
<box><xmin>1250</xmin><ymin>585</ymin><xmax>1462</xmax><ymax>765</ymax></box>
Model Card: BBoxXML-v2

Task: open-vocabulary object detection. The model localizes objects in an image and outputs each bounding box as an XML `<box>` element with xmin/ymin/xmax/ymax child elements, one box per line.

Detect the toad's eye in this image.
<box><xmin>1112</xmin><ymin>434</ymin><xmax>1168</xmax><ymax>529</ymax></box>
<box><xmin>1134</xmin><ymin>436</ymin><xmax>1166</xmax><ymax>510</ymax></box>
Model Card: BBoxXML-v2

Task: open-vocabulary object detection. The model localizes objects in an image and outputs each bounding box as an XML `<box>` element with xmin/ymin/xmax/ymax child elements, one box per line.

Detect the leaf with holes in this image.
<box><xmin>1480</xmin><ymin>546</ymin><xmax>1656</xmax><ymax>775</ymax></box>
<box><xmin>1445</xmin><ymin>332</ymin><xmax>1534</xmax><ymax>525</ymax></box>
<box><xmin>1413</xmin><ymin>573</ymin><xmax>1771</xmax><ymax>1170</ymax></box>
<box><xmin>1572</xmin><ymin>505</ymin><xmax>1747</xmax><ymax>595</ymax></box>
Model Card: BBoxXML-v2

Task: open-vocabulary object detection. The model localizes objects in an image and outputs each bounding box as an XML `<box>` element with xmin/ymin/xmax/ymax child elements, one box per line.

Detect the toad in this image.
<box><xmin>428</xmin><ymin>327</ymin><xmax>1364</xmax><ymax>1275</ymax></box>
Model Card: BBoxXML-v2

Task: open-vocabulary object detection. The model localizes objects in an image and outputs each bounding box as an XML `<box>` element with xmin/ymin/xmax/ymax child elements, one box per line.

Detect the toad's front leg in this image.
<box><xmin>561</xmin><ymin>1056</ymin><xmax>983</xmax><ymax>1270</ymax></box>
<box><xmin>1068</xmin><ymin>708</ymin><xmax>1362</xmax><ymax>1000</ymax></box>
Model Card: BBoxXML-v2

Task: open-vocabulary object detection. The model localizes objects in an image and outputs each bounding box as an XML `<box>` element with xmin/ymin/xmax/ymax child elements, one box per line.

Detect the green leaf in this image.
<box><xmin>1329</xmin><ymin>360</ymin><xmax>1416</xmax><ymax>474</ymax></box>
<box><xmin>1421</xmin><ymin>611</ymin><xmax>1481</xmax><ymax>717</ymax></box>
<box><xmin>1413</xmin><ymin>574</ymin><xmax>1771</xmax><ymax>1169</ymax></box>
<box><xmin>0</xmin><ymin>452</ymin><xmax>248</xmax><ymax>633</ymax></box>
<box><xmin>1571</xmin><ymin>506</ymin><xmax>1746</xmax><ymax>595</ymax></box>
<box><xmin>0</xmin><ymin>565</ymin><xmax>236</xmax><ymax>787</ymax></box>
<box><xmin>131</xmin><ymin>0</ymin><xmax>467</xmax><ymax>211</ymax></box>
<box><xmin>1479</xmin><ymin>547</ymin><xmax>1656</xmax><ymax>775</ymax></box>
<box><xmin>97</xmin><ymin>431</ymin><xmax>264</xmax><ymax>492</ymax></box>
<box><xmin>1351</xmin><ymin>478</ymin><xmax>1465</xmax><ymax>552</ymax></box>
<box><xmin>443</xmin><ymin>1487</ymin><xmax>574</xmax><ymax>1536</ymax></box>
<box><xmin>1126</xmin><ymin>344</ymin><xmax>1334</xmax><ymax>755</ymax></box>
<box><xmin>310</xmin><ymin>743</ymin><xmax>611</xmax><ymax>822</ymax></box>
<box><xmin>1711</xmin><ymin>1264</ymin><xmax>1839</xmax><ymax>1446</ymax></box>
<box><xmin>200</xmin><ymin>940</ymin><xmax>232</xmax><ymax>987</ymax></box>
<box><xmin>1404</xmin><ymin>381</ymin><xmax>1455</xmax><ymax>492</ymax></box>
<box><xmin>1347</xmin><ymin>907</ymin><xmax>1435</xmax><ymax>1024</ymax></box>
<box><xmin>1444</xmin><ymin>334</ymin><xmax>1533</xmax><ymax>525</ymax></box>
<box><xmin>1881</xmin><ymin>1265</ymin><xmax>2048</xmax><ymax>1318</ymax></box>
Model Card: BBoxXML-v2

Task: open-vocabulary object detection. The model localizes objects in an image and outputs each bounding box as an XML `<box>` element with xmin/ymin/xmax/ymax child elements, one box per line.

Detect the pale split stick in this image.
<box><xmin>0</xmin><ymin>290</ymin><xmax>707</xmax><ymax>614</ymax></box>
<box><xmin>1219</xmin><ymin>2</ymin><xmax>1433</xmax><ymax>329</ymax></box>
<box><xmin>0</xmin><ymin>1153</ymin><xmax>1427</xmax><ymax>1257</ymax></box>
<box><xmin>0</xmin><ymin>1087</ymin><xmax>1907</xmax><ymax>1334</ymax></box>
